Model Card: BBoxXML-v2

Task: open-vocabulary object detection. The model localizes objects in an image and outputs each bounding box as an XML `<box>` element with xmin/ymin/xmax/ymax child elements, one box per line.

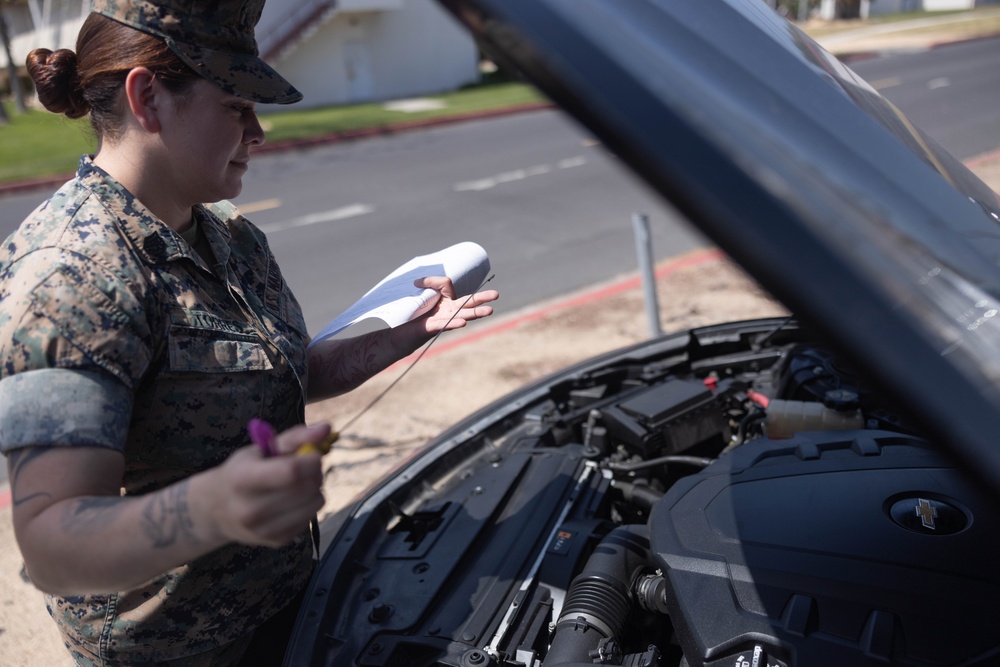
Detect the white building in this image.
<box><xmin>818</xmin><ymin>0</ymin><xmax>1000</xmax><ymax>19</ymax></box>
<box><xmin>1</xmin><ymin>0</ymin><xmax>480</xmax><ymax>110</ymax></box>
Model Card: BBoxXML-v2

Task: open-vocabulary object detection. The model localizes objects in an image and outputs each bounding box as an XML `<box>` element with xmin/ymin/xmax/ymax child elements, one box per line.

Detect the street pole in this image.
<box><xmin>631</xmin><ymin>213</ymin><xmax>662</xmax><ymax>338</ymax></box>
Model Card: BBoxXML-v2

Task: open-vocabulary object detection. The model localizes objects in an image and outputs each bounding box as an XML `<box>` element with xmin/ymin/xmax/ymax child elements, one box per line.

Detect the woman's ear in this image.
<box><xmin>123</xmin><ymin>67</ymin><xmax>161</xmax><ymax>133</ymax></box>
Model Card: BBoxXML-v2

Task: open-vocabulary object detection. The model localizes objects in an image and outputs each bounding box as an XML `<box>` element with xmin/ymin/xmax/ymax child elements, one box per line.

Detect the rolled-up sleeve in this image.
<box><xmin>0</xmin><ymin>368</ymin><xmax>133</xmax><ymax>453</ymax></box>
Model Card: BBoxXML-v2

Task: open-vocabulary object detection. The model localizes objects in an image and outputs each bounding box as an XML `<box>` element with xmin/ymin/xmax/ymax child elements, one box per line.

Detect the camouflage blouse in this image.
<box><xmin>0</xmin><ymin>156</ymin><xmax>313</xmax><ymax>665</ymax></box>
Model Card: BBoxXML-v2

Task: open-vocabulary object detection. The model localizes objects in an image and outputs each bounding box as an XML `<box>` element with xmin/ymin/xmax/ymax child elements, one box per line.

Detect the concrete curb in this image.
<box><xmin>964</xmin><ymin>146</ymin><xmax>1000</xmax><ymax>169</ymax></box>
<box><xmin>0</xmin><ymin>172</ymin><xmax>73</xmax><ymax>197</ymax></box>
<box><xmin>835</xmin><ymin>31</ymin><xmax>1000</xmax><ymax>63</ymax></box>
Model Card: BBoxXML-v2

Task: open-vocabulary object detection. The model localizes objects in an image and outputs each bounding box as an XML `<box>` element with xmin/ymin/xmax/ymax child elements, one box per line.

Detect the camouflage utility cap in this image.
<box><xmin>92</xmin><ymin>0</ymin><xmax>302</xmax><ymax>104</ymax></box>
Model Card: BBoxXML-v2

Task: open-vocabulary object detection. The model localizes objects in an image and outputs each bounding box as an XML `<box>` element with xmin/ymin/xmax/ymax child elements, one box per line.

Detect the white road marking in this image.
<box><xmin>257</xmin><ymin>203</ymin><xmax>375</xmax><ymax>233</ymax></box>
<box><xmin>237</xmin><ymin>198</ymin><xmax>282</xmax><ymax>215</ymax></box>
<box><xmin>870</xmin><ymin>76</ymin><xmax>901</xmax><ymax>90</ymax></box>
<box><xmin>558</xmin><ymin>156</ymin><xmax>587</xmax><ymax>169</ymax></box>
<box><xmin>927</xmin><ymin>77</ymin><xmax>950</xmax><ymax>90</ymax></box>
<box><xmin>383</xmin><ymin>98</ymin><xmax>447</xmax><ymax>112</ymax></box>
<box><xmin>453</xmin><ymin>156</ymin><xmax>587</xmax><ymax>192</ymax></box>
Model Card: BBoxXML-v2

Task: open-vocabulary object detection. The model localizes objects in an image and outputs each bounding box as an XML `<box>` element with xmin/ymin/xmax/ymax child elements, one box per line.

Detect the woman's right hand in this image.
<box><xmin>196</xmin><ymin>422</ymin><xmax>330</xmax><ymax>548</ymax></box>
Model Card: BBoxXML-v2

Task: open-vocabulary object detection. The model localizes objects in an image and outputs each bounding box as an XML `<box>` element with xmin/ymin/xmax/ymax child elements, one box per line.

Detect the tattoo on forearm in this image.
<box><xmin>61</xmin><ymin>496</ymin><xmax>125</xmax><ymax>533</ymax></box>
<box><xmin>314</xmin><ymin>334</ymin><xmax>385</xmax><ymax>390</ymax></box>
<box><xmin>8</xmin><ymin>448</ymin><xmax>54</xmax><ymax>507</ymax></box>
<box><xmin>141</xmin><ymin>480</ymin><xmax>200</xmax><ymax>548</ymax></box>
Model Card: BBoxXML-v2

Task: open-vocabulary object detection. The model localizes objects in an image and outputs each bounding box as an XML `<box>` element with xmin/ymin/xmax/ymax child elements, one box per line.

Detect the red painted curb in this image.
<box><xmin>964</xmin><ymin>146</ymin><xmax>1000</xmax><ymax>169</ymax></box>
<box><xmin>0</xmin><ymin>173</ymin><xmax>73</xmax><ymax>197</ymax></box>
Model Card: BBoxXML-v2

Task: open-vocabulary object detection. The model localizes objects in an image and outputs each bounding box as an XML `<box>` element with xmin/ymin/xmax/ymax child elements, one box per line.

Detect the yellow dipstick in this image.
<box><xmin>295</xmin><ymin>431</ymin><xmax>339</xmax><ymax>456</ymax></box>
<box><xmin>248</xmin><ymin>418</ymin><xmax>337</xmax><ymax>457</ymax></box>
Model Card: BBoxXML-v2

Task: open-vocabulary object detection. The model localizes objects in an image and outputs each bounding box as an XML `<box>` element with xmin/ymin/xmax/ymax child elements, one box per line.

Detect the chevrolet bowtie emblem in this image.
<box><xmin>915</xmin><ymin>498</ymin><xmax>938</xmax><ymax>530</ymax></box>
<box><xmin>890</xmin><ymin>495</ymin><xmax>966</xmax><ymax>535</ymax></box>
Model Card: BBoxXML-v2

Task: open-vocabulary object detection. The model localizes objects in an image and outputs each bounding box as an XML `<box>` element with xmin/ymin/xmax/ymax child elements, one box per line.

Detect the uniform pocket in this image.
<box><xmin>127</xmin><ymin>320</ymin><xmax>275</xmax><ymax>478</ymax></box>
<box><xmin>168</xmin><ymin>329</ymin><xmax>272</xmax><ymax>373</ymax></box>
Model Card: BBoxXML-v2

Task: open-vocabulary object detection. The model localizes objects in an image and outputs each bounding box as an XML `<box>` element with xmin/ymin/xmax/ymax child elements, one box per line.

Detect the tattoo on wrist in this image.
<box><xmin>141</xmin><ymin>480</ymin><xmax>200</xmax><ymax>548</ymax></box>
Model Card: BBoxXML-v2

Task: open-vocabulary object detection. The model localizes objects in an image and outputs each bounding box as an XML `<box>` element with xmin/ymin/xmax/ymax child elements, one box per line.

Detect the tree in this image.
<box><xmin>834</xmin><ymin>0</ymin><xmax>865</xmax><ymax>18</ymax></box>
<box><xmin>766</xmin><ymin>0</ymin><xmax>821</xmax><ymax>20</ymax></box>
<box><xmin>0</xmin><ymin>0</ymin><xmax>27</xmax><ymax>115</ymax></box>
<box><xmin>765</xmin><ymin>0</ymin><xmax>871</xmax><ymax>21</ymax></box>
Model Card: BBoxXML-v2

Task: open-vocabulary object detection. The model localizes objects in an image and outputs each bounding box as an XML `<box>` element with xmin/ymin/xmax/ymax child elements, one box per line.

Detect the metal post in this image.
<box><xmin>631</xmin><ymin>213</ymin><xmax>662</xmax><ymax>338</ymax></box>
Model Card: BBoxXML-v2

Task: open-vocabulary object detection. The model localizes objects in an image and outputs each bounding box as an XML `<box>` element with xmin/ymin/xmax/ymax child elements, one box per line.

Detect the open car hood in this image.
<box><xmin>435</xmin><ymin>0</ymin><xmax>1000</xmax><ymax>491</ymax></box>
<box><xmin>285</xmin><ymin>2</ymin><xmax>1000</xmax><ymax>666</ymax></box>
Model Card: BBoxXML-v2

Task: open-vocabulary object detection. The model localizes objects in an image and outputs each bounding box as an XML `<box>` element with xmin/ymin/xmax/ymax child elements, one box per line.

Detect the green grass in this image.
<box><xmin>0</xmin><ymin>105</ymin><xmax>95</xmax><ymax>182</ymax></box>
<box><xmin>866</xmin><ymin>10</ymin><xmax>967</xmax><ymax>22</ymax></box>
<box><xmin>0</xmin><ymin>80</ymin><xmax>545</xmax><ymax>184</ymax></box>
<box><xmin>802</xmin><ymin>8</ymin><xmax>986</xmax><ymax>37</ymax></box>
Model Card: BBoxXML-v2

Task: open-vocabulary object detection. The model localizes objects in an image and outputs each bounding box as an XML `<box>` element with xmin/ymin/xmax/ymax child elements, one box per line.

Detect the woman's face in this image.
<box><xmin>157</xmin><ymin>78</ymin><xmax>266</xmax><ymax>205</ymax></box>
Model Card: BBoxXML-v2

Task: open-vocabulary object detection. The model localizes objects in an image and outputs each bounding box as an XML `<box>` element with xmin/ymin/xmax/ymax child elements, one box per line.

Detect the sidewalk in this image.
<box><xmin>3</xmin><ymin>11</ymin><xmax>1000</xmax><ymax>667</ymax></box>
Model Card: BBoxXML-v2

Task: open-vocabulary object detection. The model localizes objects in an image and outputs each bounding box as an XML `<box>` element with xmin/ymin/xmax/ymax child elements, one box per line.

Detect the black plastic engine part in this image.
<box><xmin>600</xmin><ymin>379</ymin><xmax>727</xmax><ymax>456</ymax></box>
<box><xmin>545</xmin><ymin>525</ymin><xmax>651</xmax><ymax>666</ymax></box>
<box><xmin>649</xmin><ymin>431</ymin><xmax>1000</xmax><ymax>666</ymax></box>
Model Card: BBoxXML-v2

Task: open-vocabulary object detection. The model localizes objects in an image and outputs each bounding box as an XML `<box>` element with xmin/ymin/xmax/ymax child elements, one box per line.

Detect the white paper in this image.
<box><xmin>308</xmin><ymin>241</ymin><xmax>491</xmax><ymax>348</ymax></box>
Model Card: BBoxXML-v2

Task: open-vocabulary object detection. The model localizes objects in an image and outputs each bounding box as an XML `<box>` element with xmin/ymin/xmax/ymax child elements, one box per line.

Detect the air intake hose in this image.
<box><xmin>543</xmin><ymin>524</ymin><xmax>651</xmax><ymax>666</ymax></box>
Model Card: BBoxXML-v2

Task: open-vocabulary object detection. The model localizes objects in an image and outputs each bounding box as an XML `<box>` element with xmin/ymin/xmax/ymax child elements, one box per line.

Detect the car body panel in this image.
<box><xmin>436</xmin><ymin>0</ymin><xmax>1000</xmax><ymax>490</ymax></box>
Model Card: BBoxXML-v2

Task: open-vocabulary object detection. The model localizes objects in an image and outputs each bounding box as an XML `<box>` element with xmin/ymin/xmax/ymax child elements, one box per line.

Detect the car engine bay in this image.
<box><xmin>290</xmin><ymin>318</ymin><xmax>1000</xmax><ymax>667</ymax></box>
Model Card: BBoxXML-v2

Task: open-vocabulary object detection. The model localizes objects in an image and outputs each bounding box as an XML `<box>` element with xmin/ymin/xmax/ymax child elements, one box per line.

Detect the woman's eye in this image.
<box><xmin>230</xmin><ymin>104</ymin><xmax>252</xmax><ymax>115</ymax></box>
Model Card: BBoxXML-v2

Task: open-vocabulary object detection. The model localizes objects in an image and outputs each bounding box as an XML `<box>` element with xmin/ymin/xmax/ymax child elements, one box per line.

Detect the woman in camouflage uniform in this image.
<box><xmin>0</xmin><ymin>1</ymin><xmax>498</xmax><ymax>665</ymax></box>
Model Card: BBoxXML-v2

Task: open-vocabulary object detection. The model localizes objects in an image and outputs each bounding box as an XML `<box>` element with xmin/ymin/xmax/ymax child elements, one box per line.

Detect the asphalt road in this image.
<box><xmin>234</xmin><ymin>110</ymin><xmax>702</xmax><ymax>333</ymax></box>
<box><xmin>849</xmin><ymin>37</ymin><xmax>1000</xmax><ymax>161</ymax></box>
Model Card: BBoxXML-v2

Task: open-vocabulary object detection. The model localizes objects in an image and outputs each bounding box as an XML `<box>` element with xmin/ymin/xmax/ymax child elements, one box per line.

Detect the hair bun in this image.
<box><xmin>26</xmin><ymin>47</ymin><xmax>89</xmax><ymax>119</ymax></box>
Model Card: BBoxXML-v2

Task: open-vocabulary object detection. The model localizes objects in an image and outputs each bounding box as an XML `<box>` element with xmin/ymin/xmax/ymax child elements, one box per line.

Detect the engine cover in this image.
<box><xmin>648</xmin><ymin>431</ymin><xmax>1000</xmax><ymax>667</ymax></box>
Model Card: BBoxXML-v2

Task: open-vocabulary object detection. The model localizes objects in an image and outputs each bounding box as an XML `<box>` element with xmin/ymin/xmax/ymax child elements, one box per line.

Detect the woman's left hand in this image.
<box><xmin>306</xmin><ymin>276</ymin><xmax>498</xmax><ymax>401</ymax></box>
<box><xmin>408</xmin><ymin>275</ymin><xmax>499</xmax><ymax>336</ymax></box>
